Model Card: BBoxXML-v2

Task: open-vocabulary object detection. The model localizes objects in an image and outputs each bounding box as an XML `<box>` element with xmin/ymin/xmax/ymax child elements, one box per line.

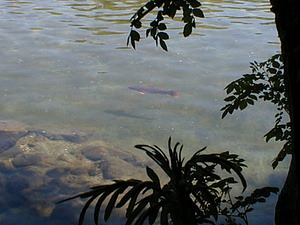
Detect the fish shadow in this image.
<box><xmin>104</xmin><ymin>110</ymin><xmax>153</xmax><ymax>121</ymax></box>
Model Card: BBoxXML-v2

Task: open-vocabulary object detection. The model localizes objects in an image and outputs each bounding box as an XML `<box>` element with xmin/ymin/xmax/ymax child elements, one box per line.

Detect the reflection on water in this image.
<box><xmin>0</xmin><ymin>0</ymin><xmax>287</xmax><ymax>224</ymax></box>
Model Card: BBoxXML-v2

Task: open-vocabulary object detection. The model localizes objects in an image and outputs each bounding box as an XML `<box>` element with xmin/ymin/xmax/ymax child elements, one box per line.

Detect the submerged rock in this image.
<box><xmin>31</xmin><ymin>129</ymin><xmax>91</xmax><ymax>143</ymax></box>
<box><xmin>0</xmin><ymin>120</ymin><xmax>90</xmax><ymax>153</ymax></box>
<box><xmin>0</xmin><ymin>120</ymin><xmax>151</xmax><ymax>224</ymax></box>
<box><xmin>80</xmin><ymin>141</ymin><xmax>148</xmax><ymax>180</ymax></box>
<box><xmin>0</xmin><ymin>120</ymin><xmax>29</xmax><ymax>152</ymax></box>
<box><xmin>12</xmin><ymin>154</ymin><xmax>42</xmax><ymax>168</ymax></box>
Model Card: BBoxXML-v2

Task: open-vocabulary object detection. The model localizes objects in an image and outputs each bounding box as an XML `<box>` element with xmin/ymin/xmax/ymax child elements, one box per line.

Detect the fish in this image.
<box><xmin>128</xmin><ymin>85</ymin><xmax>179</xmax><ymax>97</ymax></box>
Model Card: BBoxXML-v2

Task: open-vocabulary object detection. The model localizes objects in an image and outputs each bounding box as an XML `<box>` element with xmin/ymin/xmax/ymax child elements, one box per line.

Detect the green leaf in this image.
<box><xmin>132</xmin><ymin>20</ymin><xmax>142</xmax><ymax>29</ymax></box>
<box><xmin>146</xmin><ymin>167</ymin><xmax>161</xmax><ymax>189</ymax></box>
<box><xmin>272</xmin><ymin>60</ymin><xmax>281</xmax><ymax>69</ymax></box>
<box><xmin>187</xmin><ymin>151</ymin><xmax>247</xmax><ymax>192</ymax></box>
<box><xmin>249</xmin><ymin>94</ymin><xmax>258</xmax><ymax>100</ymax></box>
<box><xmin>183</xmin><ymin>7</ymin><xmax>193</xmax><ymax>22</ymax></box>
<box><xmin>135</xmin><ymin>144</ymin><xmax>171</xmax><ymax>177</ymax></box>
<box><xmin>221</xmin><ymin>108</ymin><xmax>230</xmax><ymax>119</ymax></box>
<box><xmin>268</xmin><ymin>68</ymin><xmax>277</xmax><ymax>74</ymax></box>
<box><xmin>158</xmin><ymin>23</ymin><xmax>167</xmax><ymax>30</ymax></box>
<box><xmin>257</xmin><ymin>198</ymin><xmax>266</xmax><ymax>203</ymax></box>
<box><xmin>79</xmin><ymin>195</ymin><xmax>98</xmax><ymax>225</ymax></box>
<box><xmin>246</xmin><ymin>98</ymin><xmax>254</xmax><ymax>105</ymax></box>
<box><xmin>245</xmin><ymin>207</ymin><xmax>254</xmax><ymax>213</ymax></box>
<box><xmin>225</xmin><ymin>83</ymin><xmax>235</xmax><ymax>94</ymax></box>
<box><xmin>271</xmin><ymin>160</ymin><xmax>278</xmax><ymax>169</ymax></box>
<box><xmin>125</xmin><ymin>196</ymin><xmax>152</xmax><ymax>225</ymax></box>
<box><xmin>187</xmin><ymin>0</ymin><xmax>202</xmax><ymax>7</ymax></box>
<box><xmin>252</xmin><ymin>186</ymin><xmax>279</xmax><ymax>198</ymax></box>
<box><xmin>160</xmin><ymin>39</ymin><xmax>168</xmax><ymax>51</ymax></box>
<box><xmin>130</xmin><ymin>30</ymin><xmax>140</xmax><ymax>41</ymax></box>
<box><xmin>94</xmin><ymin>191</ymin><xmax>114</xmax><ymax>225</ymax></box>
<box><xmin>272</xmin><ymin>141</ymin><xmax>291</xmax><ymax>169</ymax></box>
<box><xmin>150</xmin><ymin>26</ymin><xmax>157</xmax><ymax>38</ymax></box>
<box><xmin>125</xmin><ymin>193</ymin><xmax>139</xmax><ymax>218</ymax></box>
<box><xmin>183</xmin><ymin>22</ymin><xmax>193</xmax><ymax>37</ymax></box>
<box><xmin>193</xmin><ymin>8</ymin><xmax>204</xmax><ymax>18</ymax></box>
<box><xmin>128</xmin><ymin>30</ymin><xmax>140</xmax><ymax>49</ymax></box>
<box><xmin>167</xmin><ymin>6</ymin><xmax>177</xmax><ymax>18</ymax></box>
<box><xmin>117</xmin><ymin>181</ymin><xmax>148</xmax><ymax>209</ymax></box>
<box><xmin>148</xmin><ymin>204</ymin><xmax>161</xmax><ymax>225</ymax></box>
<box><xmin>264</xmin><ymin>128</ymin><xmax>277</xmax><ymax>142</ymax></box>
<box><xmin>104</xmin><ymin>187</ymin><xmax>126</xmax><ymax>221</ymax></box>
<box><xmin>158</xmin><ymin>32</ymin><xmax>169</xmax><ymax>40</ymax></box>
<box><xmin>150</xmin><ymin>20</ymin><xmax>158</xmax><ymax>27</ymax></box>
<box><xmin>239</xmin><ymin>100</ymin><xmax>247</xmax><ymax>110</ymax></box>
<box><xmin>131</xmin><ymin>37</ymin><xmax>136</xmax><ymax>49</ymax></box>
<box><xmin>235</xmin><ymin>196</ymin><xmax>244</xmax><ymax>200</ymax></box>
<box><xmin>157</xmin><ymin>10</ymin><xmax>164</xmax><ymax>21</ymax></box>
<box><xmin>146</xmin><ymin>28</ymin><xmax>151</xmax><ymax>37</ymax></box>
<box><xmin>224</xmin><ymin>96</ymin><xmax>236</xmax><ymax>102</ymax></box>
<box><xmin>126</xmin><ymin>33</ymin><xmax>131</xmax><ymax>47</ymax></box>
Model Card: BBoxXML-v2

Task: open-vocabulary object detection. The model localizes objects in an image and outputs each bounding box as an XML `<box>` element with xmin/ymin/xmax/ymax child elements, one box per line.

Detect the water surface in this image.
<box><xmin>0</xmin><ymin>0</ymin><xmax>288</xmax><ymax>224</ymax></box>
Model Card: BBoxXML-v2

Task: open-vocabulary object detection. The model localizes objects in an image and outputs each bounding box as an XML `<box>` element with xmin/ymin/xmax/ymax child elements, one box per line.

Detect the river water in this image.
<box><xmin>0</xmin><ymin>0</ymin><xmax>288</xmax><ymax>224</ymax></box>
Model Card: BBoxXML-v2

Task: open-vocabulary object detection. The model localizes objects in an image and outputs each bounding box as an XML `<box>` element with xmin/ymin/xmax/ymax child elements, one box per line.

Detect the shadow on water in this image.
<box><xmin>104</xmin><ymin>109</ymin><xmax>153</xmax><ymax>120</ymax></box>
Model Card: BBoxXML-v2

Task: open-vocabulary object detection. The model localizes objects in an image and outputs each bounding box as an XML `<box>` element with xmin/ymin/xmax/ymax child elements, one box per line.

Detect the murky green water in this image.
<box><xmin>0</xmin><ymin>0</ymin><xmax>288</xmax><ymax>224</ymax></box>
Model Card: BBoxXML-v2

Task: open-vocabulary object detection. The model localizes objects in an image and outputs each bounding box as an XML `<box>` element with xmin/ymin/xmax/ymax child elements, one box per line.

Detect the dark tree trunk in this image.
<box><xmin>270</xmin><ymin>0</ymin><xmax>300</xmax><ymax>224</ymax></box>
<box><xmin>275</xmin><ymin>157</ymin><xmax>300</xmax><ymax>225</ymax></box>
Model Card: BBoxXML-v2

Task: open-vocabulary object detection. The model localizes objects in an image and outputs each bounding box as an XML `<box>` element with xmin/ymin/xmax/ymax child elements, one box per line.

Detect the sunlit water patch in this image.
<box><xmin>0</xmin><ymin>0</ymin><xmax>288</xmax><ymax>224</ymax></box>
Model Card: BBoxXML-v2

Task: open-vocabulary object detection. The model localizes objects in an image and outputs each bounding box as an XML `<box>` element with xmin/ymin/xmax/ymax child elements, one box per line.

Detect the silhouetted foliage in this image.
<box><xmin>125</xmin><ymin>1</ymin><xmax>300</xmax><ymax>224</ymax></box>
<box><xmin>127</xmin><ymin>0</ymin><xmax>204</xmax><ymax>50</ymax></box>
<box><xmin>59</xmin><ymin>138</ymin><xmax>278</xmax><ymax>225</ymax></box>
<box><xmin>221</xmin><ymin>54</ymin><xmax>291</xmax><ymax>169</ymax></box>
<box><xmin>219</xmin><ymin>186</ymin><xmax>279</xmax><ymax>225</ymax></box>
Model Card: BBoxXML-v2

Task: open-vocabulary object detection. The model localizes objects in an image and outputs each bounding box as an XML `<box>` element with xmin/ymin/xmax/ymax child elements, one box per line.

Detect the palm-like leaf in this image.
<box><xmin>58</xmin><ymin>137</ymin><xmax>247</xmax><ymax>225</ymax></box>
<box><xmin>185</xmin><ymin>150</ymin><xmax>247</xmax><ymax>191</ymax></box>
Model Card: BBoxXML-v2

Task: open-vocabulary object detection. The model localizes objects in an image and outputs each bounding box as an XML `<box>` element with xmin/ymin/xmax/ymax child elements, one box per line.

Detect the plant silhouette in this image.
<box><xmin>221</xmin><ymin>54</ymin><xmax>290</xmax><ymax>169</ymax></box>
<box><xmin>58</xmin><ymin>137</ymin><xmax>255</xmax><ymax>225</ymax></box>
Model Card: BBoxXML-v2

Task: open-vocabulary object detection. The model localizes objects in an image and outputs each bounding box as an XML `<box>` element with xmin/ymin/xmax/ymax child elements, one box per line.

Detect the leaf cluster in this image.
<box><xmin>219</xmin><ymin>186</ymin><xmax>279</xmax><ymax>225</ymax></box>
<box><xmin>127</xmin><ymin>0</ymin><xmax>204</xmax><ymax>51</ymax></box>
<box><xmin>58</xmin><ymin>137</ymin><xmax>250</xmax><ymax>225</ymax></box>
<box><xmin>221</xmin><ymin>54</ymin><xmax>291</xmax><ymax>168</ymax></box>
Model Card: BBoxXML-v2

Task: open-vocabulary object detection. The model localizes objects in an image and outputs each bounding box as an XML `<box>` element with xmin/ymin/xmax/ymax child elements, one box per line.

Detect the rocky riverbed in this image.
<box><xmin>0</xmin><ymin>120</ymin><xmax>151</xmax><ymax>225</ymax></box>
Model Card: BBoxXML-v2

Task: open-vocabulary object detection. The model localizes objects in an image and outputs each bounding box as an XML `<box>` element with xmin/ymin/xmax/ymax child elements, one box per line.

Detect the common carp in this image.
<box><xmin>128</xmin><ymin>85</ymin><xmax>179</xmax><ymax>97</ymax></box>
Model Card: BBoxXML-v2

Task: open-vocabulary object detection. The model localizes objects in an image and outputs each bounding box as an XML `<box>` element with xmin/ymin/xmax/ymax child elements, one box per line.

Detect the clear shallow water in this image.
<box><xmin>0</xmin><ymin>0</ymin><xmax>288</xmax><ymax>224</ymax></box>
